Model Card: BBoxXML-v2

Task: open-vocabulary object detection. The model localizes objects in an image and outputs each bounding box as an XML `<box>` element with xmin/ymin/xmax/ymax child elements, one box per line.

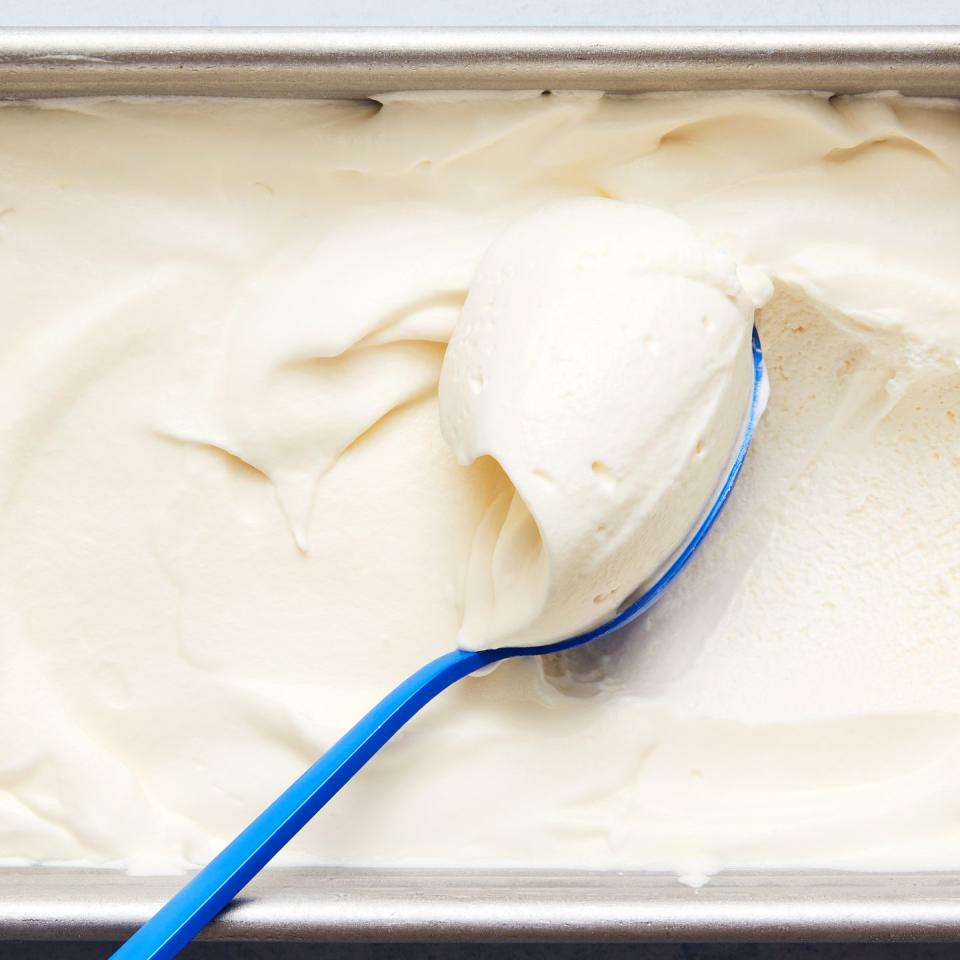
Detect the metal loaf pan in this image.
<box><xmin>1</xmin><ymin>26</ymin><xmax>959</xmax><ymax>944</ymax></box>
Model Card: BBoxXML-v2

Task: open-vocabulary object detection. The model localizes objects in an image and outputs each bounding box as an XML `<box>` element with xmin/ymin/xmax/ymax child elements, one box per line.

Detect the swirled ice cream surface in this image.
<box><xmin>1</xmin><ymin>91</ymin><xmax>960</xmax><ymax>874</ymax></box>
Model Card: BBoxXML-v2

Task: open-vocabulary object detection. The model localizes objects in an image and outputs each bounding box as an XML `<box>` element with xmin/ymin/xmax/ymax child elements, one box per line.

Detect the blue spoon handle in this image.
<box><xmin>110</xmin><ymin>646</ymin><xmax>498</xmax><ymax>960</ymax></box>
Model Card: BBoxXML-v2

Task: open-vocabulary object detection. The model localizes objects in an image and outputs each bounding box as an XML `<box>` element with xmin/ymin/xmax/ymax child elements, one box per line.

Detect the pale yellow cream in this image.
<box><xmin>0</xmin><ymin>93</ymin><xmax>959</xmax><ymax>875</ymax></box>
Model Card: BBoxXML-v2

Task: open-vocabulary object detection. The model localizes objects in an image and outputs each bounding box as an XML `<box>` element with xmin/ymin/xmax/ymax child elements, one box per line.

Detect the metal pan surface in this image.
<box><xmin>0</xmin><ymin>26</ymin><xmax>958</xmax><ymax>943</ymax></box>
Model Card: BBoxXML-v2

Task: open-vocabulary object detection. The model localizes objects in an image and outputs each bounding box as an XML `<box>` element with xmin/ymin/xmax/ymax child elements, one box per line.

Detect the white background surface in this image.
<box><xmin>0</xmin><ymin>0</ymin><xmax>957</xmax><ymax>27</ymax></box>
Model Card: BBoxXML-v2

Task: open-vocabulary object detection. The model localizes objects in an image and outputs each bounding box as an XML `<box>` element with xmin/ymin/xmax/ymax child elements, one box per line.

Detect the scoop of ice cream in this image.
<box><xmin>439</xmin><ymin>198</ymin><xmax>763</xmax><ymax>650</ymax></box>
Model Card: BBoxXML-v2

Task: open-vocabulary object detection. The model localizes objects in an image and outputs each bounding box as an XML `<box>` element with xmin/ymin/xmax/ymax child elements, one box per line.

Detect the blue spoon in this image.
<box><xmin>111</xmin><ymin>329</ymin><xmax>765</xmax><ymax>960</ymax></box>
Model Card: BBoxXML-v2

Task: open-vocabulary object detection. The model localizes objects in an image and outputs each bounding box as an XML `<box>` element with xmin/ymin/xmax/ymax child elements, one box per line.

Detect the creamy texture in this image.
<box><xmin>439</xmin><ymin>198</ymin><xmax>759</xmax><ymax>649</ymax></box>
<box><xmin>1</xmin><ymin>92</ymin><xmax>960</xmax><ymax>874</ymax></box>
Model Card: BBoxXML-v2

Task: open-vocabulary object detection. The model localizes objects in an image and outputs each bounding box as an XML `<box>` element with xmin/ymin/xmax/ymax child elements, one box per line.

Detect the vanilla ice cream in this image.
<box><xmin>440</xmin><ymin>198</ymin><xmax>759</xmax><ymax>649</ymax></box>
<box><xmin>1</xmin><ymin>92</ymin><xmax>960</xmax><ymax>875</ymax></box>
